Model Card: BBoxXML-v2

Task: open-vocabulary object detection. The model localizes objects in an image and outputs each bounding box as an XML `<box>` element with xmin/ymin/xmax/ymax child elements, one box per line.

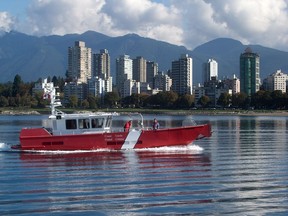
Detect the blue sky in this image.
<box><xmin>1</xmin><ymin>0</ymin><xmax>288</xmax><ymax>51</ymax></box>
<box><xmin>0</xmin><ymin>0</ymin><xmax>29</xmax><ymax>17</ymax></box>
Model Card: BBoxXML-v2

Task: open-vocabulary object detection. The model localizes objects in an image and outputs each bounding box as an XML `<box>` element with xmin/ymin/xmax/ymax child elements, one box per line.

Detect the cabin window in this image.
<box><xmin>91</xmin><ymin>118</ymin><xmax>104</xmax><ymax>128</ymax></box>
<box><xmin>78</xmin><ymin>119</ymin><xmax>90</xmax><ymax>129</ymax></box>
<box><xmin>66</xmin><ymin>119</ymin><xmax>77</xmax><ymax>129</ymax></box>
<box><xmin>105</xmin><ymin>116</ymin><xmax>112</xmax><ymax>128</ymax></box>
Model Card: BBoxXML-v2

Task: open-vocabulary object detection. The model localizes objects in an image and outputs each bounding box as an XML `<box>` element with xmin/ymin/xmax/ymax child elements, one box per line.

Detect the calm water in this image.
<box><xmin>0</xmin><ymin>114</ymin><xmax>288</xmax><ymax>215</ymax></box>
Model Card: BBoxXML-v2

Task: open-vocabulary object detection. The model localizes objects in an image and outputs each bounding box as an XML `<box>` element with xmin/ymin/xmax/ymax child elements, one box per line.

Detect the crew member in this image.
<box><xmin>124</xmin><ymin>120</ymin><xmax>132</xmax><ymax>132</ymax></box>
<box><xmin>152</xmin><ymin>118</ymin><xmax>160</xmax><ymax>130</ymax></box>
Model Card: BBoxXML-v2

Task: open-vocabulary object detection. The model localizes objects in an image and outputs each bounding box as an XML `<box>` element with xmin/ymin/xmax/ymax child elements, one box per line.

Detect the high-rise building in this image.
<box><xmin>87</xmin><ymin>76</ymin><xmax>113</xmax><ymax>97</ymax></box>
<box><xmin>203</xmin><ymin>58</ymin><xmax>218</xmax><ymax>82</ymax></box>
<box><xmin>240</xmin><ymin>47</ymin><xmax>260</xmax><ymax>97</ymax></box>
<box><xmin>67</xmin><ymin>41</ymin><xmax>92</xmax><ymax>83</ymax></box>
<box><xmin>63</xmin><ymin>81</ymin><xmax>87</xmax><ymax>105</ymax></box>
<box><xmin>123</xmin><ymin>79</ymin><xmax>140</xmax><ymax>98</ymax></box>
<box><xmin>222</xmin><ymin>74</ymin><xmax>240</xmax><ymax>95</ymax></box>
<box><xmin>133</xmin><ymin>56</ymin><xmax>146</xmax><ymax>82</ymax></box>
<box><xmin>194</xmin><ymin>84</ymin><xmax>206</xmax><ymax>106</ymax></box>
<box><xmin>153</xmin><ymin>71</ymin><xmax>172</xmax><ymax>91</ymax></box>
<box><xmin>262</xmin><ymin>69</ymin><xmax>288</xmax><ymax>93</ymax></box>
<box><xmin>92</xmin><ymin>49</ymin><xmax>110</xmax><ymax>79</ymax></box>
<box><xmin>146</xmin><ymin>61</ymin><xmax>158</xmax><ymax>88</ymax></box>
<box><xmin>171</xmin><ymin>54</ymin><xmax>193</xmax><ymax>95</ymax></box>
<box><xmin>116</xmin><ymin>55</ymin><xmax>133</xmax><ymax>97</ymax></box>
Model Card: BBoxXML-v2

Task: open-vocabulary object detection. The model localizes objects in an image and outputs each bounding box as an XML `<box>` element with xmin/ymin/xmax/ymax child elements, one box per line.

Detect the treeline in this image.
<box><xmin>0</xmin><ymin>75</ymin><xmax>65</xmax><ymax>108</ymax></box>
<box><xmin>119</xmin><ymin>90</ymin><xmax>288</xmax><ymax>110</ymax></box>
<box><xmin>1</xmin><ymin>75</ymin><xmax>288</xmax><ymax>110</ymax></box>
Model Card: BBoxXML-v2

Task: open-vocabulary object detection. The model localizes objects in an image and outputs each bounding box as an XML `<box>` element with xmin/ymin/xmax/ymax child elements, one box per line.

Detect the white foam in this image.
<box><xmin>22</xmin><ymin>149</ymin><xmax>115</xmax><ymax>155</ymax></box>
<box><xmin>135</xmin><ymin>145</ymin><xmax>204</xmax><ymax>153</ymax></box>
<box><xmin>2</xmin><ymin>144</ymin><xmax>203</xmax><ymax>154</ymax></box>
<box><xmin>0</xmin><ymin>143</ymin><xmax>14</xmax><ymax>152</ymax></box>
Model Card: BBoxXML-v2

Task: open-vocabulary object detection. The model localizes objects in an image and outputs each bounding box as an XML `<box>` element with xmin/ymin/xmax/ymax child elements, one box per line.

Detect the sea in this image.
<box><xmin>0</xmin><ymin>114</ymin><xmax>288</xmax><ymax>215</ymax></box>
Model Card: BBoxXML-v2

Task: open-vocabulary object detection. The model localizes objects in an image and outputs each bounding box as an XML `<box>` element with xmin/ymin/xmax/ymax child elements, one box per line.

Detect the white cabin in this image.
<box><xmin>48</xmin><ymin>112</ymin><xmax>118</xmax><ymax>135</ymax></box>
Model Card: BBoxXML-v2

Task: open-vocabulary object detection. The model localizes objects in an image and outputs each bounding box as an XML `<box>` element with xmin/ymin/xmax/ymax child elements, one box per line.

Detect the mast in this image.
<box><xmin>42</xmin><ymin>79</ymin><xmax>63</xmax><ymax>116</ymax></box>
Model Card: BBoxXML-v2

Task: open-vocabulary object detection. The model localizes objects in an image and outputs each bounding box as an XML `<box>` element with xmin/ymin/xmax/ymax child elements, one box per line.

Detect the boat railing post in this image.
<box><xmin>139</xmin><ymin>113</ymin><xmax>144</xmax><ymax>129</ymax></box>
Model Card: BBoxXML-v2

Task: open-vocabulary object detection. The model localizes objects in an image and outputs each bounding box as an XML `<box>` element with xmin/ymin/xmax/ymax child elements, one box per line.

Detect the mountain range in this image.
<box><xmin>0</xmin><ymin>30</ymin><xmax>288</xmax><ymax>85</ymax></box>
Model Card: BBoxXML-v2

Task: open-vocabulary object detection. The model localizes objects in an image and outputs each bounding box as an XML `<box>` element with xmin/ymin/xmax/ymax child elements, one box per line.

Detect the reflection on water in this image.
<box><xmin>1</xmin><ymin>148</ymin><xmax>212</xmax><ymax>215</ymax></box>
<box><xmin>18</xmin><ymin>149</ymin><xmax>210</xmax><ymax>167</ymax></box>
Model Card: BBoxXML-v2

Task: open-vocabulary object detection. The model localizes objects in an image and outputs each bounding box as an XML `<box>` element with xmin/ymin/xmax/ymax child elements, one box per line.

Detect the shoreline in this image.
<box><xmin>1</xmin><ymin>108</ymin><xmax>288</xmax><ymax>116</ymax></box>
<box><xmin>193</xmin><ymin>110</ymin><xmax>288</xmax><ymax>116</ymax></box>
<box><xmin>0</xmin><ymin>110</ymin><xmax>41</xmax><ymax>115</ymax></box>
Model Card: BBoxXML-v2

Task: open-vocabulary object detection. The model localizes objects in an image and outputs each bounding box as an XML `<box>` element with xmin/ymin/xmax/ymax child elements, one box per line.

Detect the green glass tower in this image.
<box><xmin>240</xmin><ymin>47</ymin><xmax>260</xmax><ymax>98</ymax></box>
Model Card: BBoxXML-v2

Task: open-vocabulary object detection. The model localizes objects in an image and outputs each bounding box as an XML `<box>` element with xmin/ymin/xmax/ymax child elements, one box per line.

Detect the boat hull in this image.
<box><xmin>18</xmin><ymin>124</ymin><xmax>211</xmax><ymax>151</ymax></box>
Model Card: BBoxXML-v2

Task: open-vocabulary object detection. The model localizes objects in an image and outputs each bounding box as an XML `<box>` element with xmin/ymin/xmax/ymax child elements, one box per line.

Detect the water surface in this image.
<box><xmin>0</xmin><ymin>114</ymin><xmax>288</xmax><ymax>215</ymax></box>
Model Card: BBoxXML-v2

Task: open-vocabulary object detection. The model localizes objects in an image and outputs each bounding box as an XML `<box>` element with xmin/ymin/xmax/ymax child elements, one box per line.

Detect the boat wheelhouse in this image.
<box><xmin>49</xmin><ymin>112</ymin><xmax>117</xmax><ymax>135</ymax></box>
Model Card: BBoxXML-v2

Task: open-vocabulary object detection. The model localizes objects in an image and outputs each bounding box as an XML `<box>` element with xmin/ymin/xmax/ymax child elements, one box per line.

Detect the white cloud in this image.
<box><xmin>171</xmin><ymin>0</ymin><xmax>230</xmax><ymax>49</ymax></box>
<box><xmin>0</xmin><ymin>12</ymin><xmax>15</xmax><ymax>32</ymax></box>
<box><xmin>3</xmin><ymin>0</ymin><xmax>288</xmax><ymax>51</ymax></box>
<box><xmin>101</xmin><ymin>0</ymin><xmax>183</xmax><ymax>45</ymax></box>
<box><xmin>18</xmin><ymin>0</ymin><xmax>184</xmax><ymax>47</ymax></box>
<box><xmin>202</xmin><ymin>0</ymin><xmax>288</xmax><ymax>49</ymax></box>
<box><xmin>22</xmin><ymin>0</ymin><xmax>109</xmax><ymax>35</ymax></box>
<box><xmin>166</xmin><ymin>0</ymin><xmax>288</xmax><ymax>50</ymax></box>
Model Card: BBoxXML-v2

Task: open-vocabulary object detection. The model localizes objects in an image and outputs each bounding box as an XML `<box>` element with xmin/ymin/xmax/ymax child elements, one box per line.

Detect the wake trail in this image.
<box><xmin>0</xmin><ymin>142</ymin><xmax>18</xmax><ymax>152</ymax></box>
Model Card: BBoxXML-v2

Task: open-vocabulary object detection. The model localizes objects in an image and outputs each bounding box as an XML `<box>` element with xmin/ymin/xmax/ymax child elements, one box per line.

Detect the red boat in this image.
<box><xmin>13</xmin><ymin>81</ymin><xmax>212</xmax><ymax>151</ymax></box>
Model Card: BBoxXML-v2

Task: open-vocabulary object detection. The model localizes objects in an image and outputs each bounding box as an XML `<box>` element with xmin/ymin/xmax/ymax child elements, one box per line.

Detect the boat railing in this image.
<box><xmin>121</xmin><ymin>112</ymin><xmax>144</xmax><ymax>129</ymax></box>
<box><xmin>54</xmin><ymin>108</ymin><xmax>65</xmax><ymax>115</ymax></box>
<box><xmin>43</xmin><ymin>127</ymin><xmax>53</xmax><ymax>135</ymax></box>
<box><xmin>182</xmin><ymin>117</ymin><xmax>197</xmax><ymax>126</ymax></box>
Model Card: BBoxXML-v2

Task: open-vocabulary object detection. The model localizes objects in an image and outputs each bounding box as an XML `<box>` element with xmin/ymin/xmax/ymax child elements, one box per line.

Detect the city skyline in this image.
<box><xmin>1</xmin><ymin>0</ymin><xmax>288</xmax><ymax>52</ymax></box>
<box><xmin>63</xmin><ymin>40</ymin><xmax>288</xmax><ymax>97</ymax></box>
<box><xmin>0</xmin><ymin>28</ymin><xmax>287</xmax><ymax>89</ymax></box>
<box><xmin>30</xmin><ymin>40</ymin><xmax>288</xmax><ymax>109</ymax></box>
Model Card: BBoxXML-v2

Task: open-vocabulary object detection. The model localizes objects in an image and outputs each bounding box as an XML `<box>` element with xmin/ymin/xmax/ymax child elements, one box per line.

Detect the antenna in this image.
<box><xmin>43</xmin><ymin>80</ymin><xmax>63</xmax><ymax>115</ymax></box>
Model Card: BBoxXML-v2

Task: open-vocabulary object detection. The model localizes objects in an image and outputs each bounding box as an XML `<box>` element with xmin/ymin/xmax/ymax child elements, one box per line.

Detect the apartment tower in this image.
<box><xmin>240</xmin><ymin>47</ymin><xmax>260</xmax><ymax>97</ymax></box>
<box><xmin>263</xmin><ymin>70</ymin><xmax>287</xmax><ymax>93</ymax></box>
<box><xmin>116</xmin><ymin>55</ymin><xmax>133</xmax><ymax>97</ymax></box>
<box><xmin>92</xmin><ymin>49</ymin><xmax>110</xmax><ymax>79</ymax></box>
<box><xmin>171</xmin><ymin>54</ymin><xmax>193</xmax><ymax>95</ymax></box>
<box><xmin>146</xmin><ymin>61</ymin><xmax>158</xmax><ymax>88</ymax></box>
<box><xmin>67</xmin><ymin>41</ymin><xmax>92</xmax><ymax>83</ymax></box>
<box><xmin>204</xmin><ymin>58</ymin><xmax>218</xmax><ymax>82</ymax></box>
<box><xmin>133</xmin><ymin>56</ymin><xmax>146</xmax><ymax>82</ymax></box>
